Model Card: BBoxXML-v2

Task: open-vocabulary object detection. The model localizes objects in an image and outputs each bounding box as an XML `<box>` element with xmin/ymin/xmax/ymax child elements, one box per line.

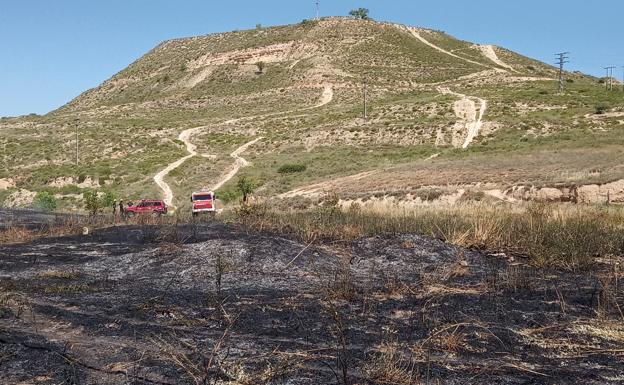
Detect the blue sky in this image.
<box><xmin>1</xmin><ymin>0</ymin><xmax>621</xmax><ymax>117</ymax></box>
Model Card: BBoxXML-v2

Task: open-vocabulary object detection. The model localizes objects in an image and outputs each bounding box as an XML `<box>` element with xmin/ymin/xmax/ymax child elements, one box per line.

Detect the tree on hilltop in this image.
<box><xmin>349</xmin><ymin>8</ymin><xmax>370</xmax><ymax>20</ymax></box>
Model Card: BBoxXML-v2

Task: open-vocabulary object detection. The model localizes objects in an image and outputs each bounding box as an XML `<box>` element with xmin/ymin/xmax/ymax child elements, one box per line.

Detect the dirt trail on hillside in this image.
<box><xmin>401</xmin><ymin>26</ymin><xmax>490</xmax><ymax>68</ymax></box>
<box><xmin>279</xmin><ymin>170</ymin><xmax>380</xmax><ymax>199</ymax></box>
<box><xmin>153</xmin><ymin>127</ymin><xmax>204</xmax><ymax>207</ymax></box>
<box><xmin>398</xmin><ymin>25</ymin><xmax>490</xmax><ymax>148</ymax></box>
<box><xmin>224</xmin><ymin>85</ymin><xmax>334</xmax><ymax>125</ymax></box>
<box><xmin>210</xmin><ymin>138</ymin><xmax>264</xmax><ymax>191</ymax></box>
<box><xmin>153</xmin><ymin>86</ymin><xmax>334</xmax><ymax>206</ymax></box>
<box><xmin>475</xmin><ymin>45</ymin><xmax>518</xmax><ymax>72</ymax></box>
<box><xmin>438</xmin><ymin>86</ymin><xmax>487</xmax><ymax>148</ymax></box>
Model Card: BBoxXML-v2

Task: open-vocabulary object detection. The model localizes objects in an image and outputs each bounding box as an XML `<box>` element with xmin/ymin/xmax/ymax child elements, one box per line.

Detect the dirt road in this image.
<box><xmin>153</xmin><ymin>85</ymin><xmax>334</xmax><ymax>206</ymax></box>
<box><xmin>475</xmin><ymin>44</ymin><xmax>518</xmax><ymax>72</ymax></box>
<box><xmin>437</xmin><ymin>86</ymin><xmax>487</xmax><ymax>148</ymax></box>
<box><xmin>279</xmin><ymin>170</ymin><xmax>379</xmax><ymax>199</ymax></box>
<box><xmin>153</xmin><ymin>127</ymin><xmax>203</xmax><ymax>207</ymax></box>
<box><xmin>401</xmin><ymin>26</ymin><xmax>489</xmax><ymax>68</ymax></box>
<box><xmin>210</xmin><ymin>137</ymin><xmax>264</xmax><ymax>191</ymax></box>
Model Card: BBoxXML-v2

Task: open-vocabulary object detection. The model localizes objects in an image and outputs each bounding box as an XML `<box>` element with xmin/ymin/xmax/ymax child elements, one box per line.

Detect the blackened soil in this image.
<box><xmin>0</xmin><ymin>221</ymin><xmax>622</xmax><ymax>384</ymax></box>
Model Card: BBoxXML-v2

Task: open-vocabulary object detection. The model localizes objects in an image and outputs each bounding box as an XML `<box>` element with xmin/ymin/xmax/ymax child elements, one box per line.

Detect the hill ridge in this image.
<box><xmin>2</xmin><ymin>17</ymin><xmax>621</xmax><ymax>212</ymax></box>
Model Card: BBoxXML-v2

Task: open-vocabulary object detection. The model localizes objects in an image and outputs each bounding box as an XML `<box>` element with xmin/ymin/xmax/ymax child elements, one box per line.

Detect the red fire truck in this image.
<box><xmin>191</xmin><ymin>191</ymin><xmax>216</xmax><ymax>217</ymax></box>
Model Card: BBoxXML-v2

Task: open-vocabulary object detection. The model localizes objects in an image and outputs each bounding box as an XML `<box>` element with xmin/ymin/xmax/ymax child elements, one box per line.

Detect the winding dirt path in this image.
<box><xmin>153</xmin><ymin>127</ymin><xmax>203</xmax><ymax>207</ymax></box>
<box><xmin>438</xmin><ymin>87</ymin><xmax>487</xmax><ymax>148</ymax></box>
<box><xmin>153</xmin><ymin>85</ymin><xmax>334</xmax><ymax>207</ymax></box>
<box><xmin>401</xmin><ymin>26</ymin><xmax>489</xmax><ymax>68</ymax></box>
<box><xmin>475</xmin><ymin>45</ymin><xmax>518</xmax><ymax>73</ymax></box>
<box><xmin>210</xmin><ymin>137</ymin><xmax>263</xmax><ymax>192</ymax></box>
<box><xmin>279</xmin><ymin>170</ymin><xmax>380</xmax><ymax>199</ymax></box>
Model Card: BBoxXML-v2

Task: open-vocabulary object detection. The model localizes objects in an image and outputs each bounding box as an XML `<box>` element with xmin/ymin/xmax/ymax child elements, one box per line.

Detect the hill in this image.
<box><xmin>1</xmin><ymin>17</ymin><xmax>622</xmax><ymax>211</ymax></box>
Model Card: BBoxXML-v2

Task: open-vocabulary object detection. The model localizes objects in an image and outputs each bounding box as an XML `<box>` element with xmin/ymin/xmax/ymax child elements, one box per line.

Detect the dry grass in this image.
<box><xmin>233</xmin><ymin>202</ymin><xmax>624</xmax><ymax>270</ymax></box>
<box><xmin>364</xmin><ymin>343</ymin><xmax>421</xmax><ymax>385</ymax></box>
<box><xmin>0</xmin><ymin>215</ymin><xmax>109</xmax><ymax>245</ymax></box>
<box><xmin>35</xmin><ymin>271</ymin><xmax>79</xmax><ymax>280</ymax></box>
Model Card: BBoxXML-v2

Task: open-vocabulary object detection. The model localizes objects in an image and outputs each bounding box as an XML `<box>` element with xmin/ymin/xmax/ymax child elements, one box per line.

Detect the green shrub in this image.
<box><xmin>83</xmin><ymin>190</ymin><xmax>100</xmax><ymax>215</ymax></box>
<box><xmin>349</xmin><ymin>8</ymin><xmax>370</xmax><ymax>19</ymax></box>
<box><xmin>277</xmin><ymin>164</ymin><xmax>307</xmax><ymax>174</ymax></box>
<box><xmin>102</xmin><ymin>191</ymin><xmax>117</xmax><ymax>208</ymax></box>
<box><xmin>217</xmin><ymin>188</ymin><xmax>241</xmax><ymax>204</ymax></box>
<box><xmin>34</xmin><ymin>191</ymin><xmax>57</xmax><ymax>212</ymax></box>
<box><xmin>413</xmin><ymin>187</ymin><xmax>444</xmax><ymax>202</ymax></box>
<box><xmin>83</xmin><ymin>190</ymin><xmax>116</xmax><ymax>215</ymax></box>
<box><xmin>237</xmin><ymin>176</ymin><xmax>256</xmax><ymax>203</ymax></box>
<box><xmin>595</xmin><ymin>104</ymin><xmax>609</xmax><ymax>115</ymax></box>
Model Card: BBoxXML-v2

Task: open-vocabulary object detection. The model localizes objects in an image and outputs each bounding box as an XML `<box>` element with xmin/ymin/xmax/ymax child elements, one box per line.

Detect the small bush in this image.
<box><xmin>83</xmin><ymin>190</ymin><xmax>116</xmax><ymax>215</ymax></box>
<box><xmin>278</xmin><ymin>164</ymin><xmax>307</xmax><ymax>174</ymax></box>
<box><xmin>237</xmin><ymin>176</ymin><xmax>256</xmax><ymax>203</ymax></box>
<box><xmin>349</xmin><ymin>8</ymin><xmax>370</xmax><ymax>20</ymax></box>
<box><xmin>34</xmin><ymin>191</ymin><xmax>57</xmax><ymax>212</ymax></box>
<box><xmin>83</xmin><ymin>190</ymin><xmax>100</xmax><ymax>215</ymax></box>
<box><xmin>595</xmin><ymin>104</ymin><xmax>609</xmax><ymax>115</ymax></box>
<box><xmin>217</xmin><ymin>188</ymin><xmax>241</xmax><ymax>204</ymax></box>
<box><xmin>413</xmin><ymin>187</ymin><xmax>444</xmax><ymax>202</ymax></box>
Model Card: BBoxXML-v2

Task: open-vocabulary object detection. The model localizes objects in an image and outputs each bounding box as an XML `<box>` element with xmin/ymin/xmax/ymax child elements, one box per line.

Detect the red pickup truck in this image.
<box><xmin>124</xmin><ymin>200</ymin><xmax>168</xmax><ymax>217</ymax></box>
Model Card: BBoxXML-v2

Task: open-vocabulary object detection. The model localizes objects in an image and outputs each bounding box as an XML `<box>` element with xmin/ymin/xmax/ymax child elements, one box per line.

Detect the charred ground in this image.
<box><xmin>0</xmin><ymin>219</ymin><xmax>623</xmax><ymax>384</ymax></box>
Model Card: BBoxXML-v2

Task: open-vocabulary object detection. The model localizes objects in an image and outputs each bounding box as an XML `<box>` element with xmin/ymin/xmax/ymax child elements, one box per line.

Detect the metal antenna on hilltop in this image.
<box><xmin>604</xmin><ymin>66</ymin><xmax>616</xmax><ymax>91</ymax></box>
<box><xmin>555</xmin><ymin>52</ymin><xmax>570</xmax><ymax>93</ymax></box>
<box><xmin>315</xmin><ymin>0</ymin><xmax>320</xmax><ymax>20</ymax></box>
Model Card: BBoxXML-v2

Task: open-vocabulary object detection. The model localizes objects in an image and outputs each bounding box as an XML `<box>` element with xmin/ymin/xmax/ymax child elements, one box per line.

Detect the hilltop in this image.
<box><xmin>1</xmin><ymin>17</ymin><xmax>622</xmax><ymax>211</ymax></box>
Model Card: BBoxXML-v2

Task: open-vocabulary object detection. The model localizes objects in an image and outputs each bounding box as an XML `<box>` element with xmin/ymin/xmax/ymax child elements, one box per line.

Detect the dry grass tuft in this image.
<box><xmin>364</xmin><ymin>343</ymin><xmax>421</xmax><ymax>385</ymax></box>
<box><xmin>35</xmin><ymin>271</ymin><xmax>79</xmax><ymax>280</ymax></box>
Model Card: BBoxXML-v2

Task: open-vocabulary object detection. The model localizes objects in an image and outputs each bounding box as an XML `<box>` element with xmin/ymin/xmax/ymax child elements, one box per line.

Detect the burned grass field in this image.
<box><xmin>0</xmin><ymin>219</ymin><xmax>623</xmax><ymax>384</ymax></box>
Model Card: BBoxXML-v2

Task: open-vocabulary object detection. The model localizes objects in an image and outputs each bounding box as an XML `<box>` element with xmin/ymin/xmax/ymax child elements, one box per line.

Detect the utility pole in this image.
<box><xmin>364</xmin><ymin>81</ymin><xmax>368</xmax><ymax>119</ymax></box>
<box><xmin>75</xmin><ymin>119</ymin><xmax>79</xmax><ymax>167</ymax></box>
<box><xmin>622</xmin><ymin>66</ymin><xmax>624</xmax><ymax>92</ymax></box>
<box><xmin>604</xmin><ymin>66</ymin><xmax>616</xmax><ymax>91</ymax></box>
<box><xmin>555</xmin><ymin>52</ymin><xmax>570</xmax><ymax>93</ymax></box>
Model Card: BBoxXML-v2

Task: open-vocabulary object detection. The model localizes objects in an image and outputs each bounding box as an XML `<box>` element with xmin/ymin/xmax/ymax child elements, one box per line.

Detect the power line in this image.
<box><xmin>604</xmin><ymin>66</ymin><xmax>616</xmax><ymax>91</ymax></box>
<box><xmin>74</xmin><ymin>118</ymin><xmax>80</xmax><ymax>168</ymax></box>
<box><xmin>363</xmin><ymin>81</ymin><xmax>368</xmax><ymax>119</ymax></box>
<box><xmin>555</xmin><ymin>52</ymin><xmax>570</xmax><ymax>93</ymax></box>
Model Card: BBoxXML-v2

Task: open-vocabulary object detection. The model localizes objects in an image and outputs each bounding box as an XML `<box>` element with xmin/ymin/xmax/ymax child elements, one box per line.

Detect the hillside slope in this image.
<box><xmin>1</xmin><ymin>17</ymin><xmax>622</xmax><ymax>211</ymax></box>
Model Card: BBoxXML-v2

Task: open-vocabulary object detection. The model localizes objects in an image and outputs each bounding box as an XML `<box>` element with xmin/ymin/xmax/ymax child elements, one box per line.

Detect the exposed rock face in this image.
<box><xmin>0</xmin><ymin>178</ymin><xmax>15</xmax><ymax>191</ymax></box>
<box><xmin>4</xmin><ymin>189</ymin><xmax>36</xmax><ymax>208</ymax></box>
<box><xmin>48</xmin><ymin>177</ymin><xmax>100</xmax><ymax>189</ymax></box>
<box><xmin>502</xmin><ymin>180</ymin><xmax>624</xmax><ymax>204</ymax></box>
<box><xmin>578</xmin><ymin>179</ymin><xmax>624</xmax><ymax>203</ymax></box>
